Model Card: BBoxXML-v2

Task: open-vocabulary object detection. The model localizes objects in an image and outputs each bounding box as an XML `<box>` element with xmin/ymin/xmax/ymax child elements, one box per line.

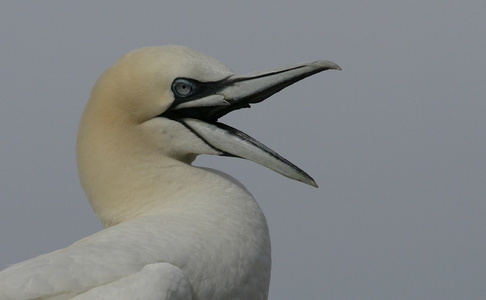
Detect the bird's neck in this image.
<box><xmin>76</xmin><ymin>105</ymin><xmax>255</xmax><ymax>228</ymax></box>
<box><xmin>76</xmin><ymin>125</ymin><xmax>252</xmax><ymax>227</ymax></box>
<box><xmin>78</xmin><ymin>146</ymin><xmax>208</xmax><ymax>227</ymax></box>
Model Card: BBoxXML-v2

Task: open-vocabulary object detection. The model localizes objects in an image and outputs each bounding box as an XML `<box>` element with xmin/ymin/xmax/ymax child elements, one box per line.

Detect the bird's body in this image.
<box><xmin>0</xmin><ymin>46</ymin><xmax>339</xmax><ymax>299</ymax></box>
<box><xmin>2</xmin><ymin>169</ymin><xmax>270</xmax><ymax>299</ymax></box>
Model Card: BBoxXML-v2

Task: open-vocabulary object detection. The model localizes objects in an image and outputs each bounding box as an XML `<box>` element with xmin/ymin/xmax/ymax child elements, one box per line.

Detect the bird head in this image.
<box><xmin>78</xmin><ymin>45</ymin><xmax>340</xmax><ymax>188</ymax></box>
<box><xmin>77</xmin><ymin>46</ymin><xmax>340</xmax><ymax>223</ymax></box>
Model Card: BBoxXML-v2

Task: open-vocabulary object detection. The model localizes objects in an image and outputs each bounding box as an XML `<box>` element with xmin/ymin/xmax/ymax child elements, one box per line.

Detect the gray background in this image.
<box><xmin>1</xmin><ymin>2</ymin><xmax>485</xmax><ymax>299</ymax></box>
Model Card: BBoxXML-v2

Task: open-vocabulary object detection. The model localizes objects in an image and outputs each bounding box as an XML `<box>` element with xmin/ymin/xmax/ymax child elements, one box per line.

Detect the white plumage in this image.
<box><xmin>0</xmin><ymin>45</ymin><xmax>339</xmax><ymax>299</ymax></box>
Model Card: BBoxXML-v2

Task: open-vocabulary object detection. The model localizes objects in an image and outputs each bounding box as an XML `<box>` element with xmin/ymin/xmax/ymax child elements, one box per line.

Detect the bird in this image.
<box><xmin>0</xmin><ymin>45</ymin><xmax>340</xmax><ymax>299</ymax></box>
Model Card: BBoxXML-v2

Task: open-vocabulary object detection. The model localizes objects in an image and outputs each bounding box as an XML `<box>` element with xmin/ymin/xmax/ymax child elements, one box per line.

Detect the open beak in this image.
<box><xmin>162</xmin><ymin>60</ymin><xmax>341</xmax><ymax>187</ymax></box>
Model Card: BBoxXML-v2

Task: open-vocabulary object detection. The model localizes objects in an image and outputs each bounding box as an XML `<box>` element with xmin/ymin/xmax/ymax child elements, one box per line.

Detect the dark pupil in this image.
<box><xmin>178</xmin><ymin>83</ymin><xmax>191</xmax><ymax>95</ymax></box>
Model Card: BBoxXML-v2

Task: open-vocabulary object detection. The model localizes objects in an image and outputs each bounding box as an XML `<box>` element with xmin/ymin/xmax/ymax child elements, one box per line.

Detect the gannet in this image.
<box><xmin>0</xmin><ymin>45</ymin><xmax>340</xmax><ymax>300</ymax></box>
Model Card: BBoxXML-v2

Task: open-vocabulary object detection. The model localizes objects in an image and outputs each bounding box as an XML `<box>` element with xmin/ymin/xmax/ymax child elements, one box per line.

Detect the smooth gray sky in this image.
<box><xmin>1</xmin><ymin>1</ymin><xmax>485</xmax><ymax>299</ymax></box>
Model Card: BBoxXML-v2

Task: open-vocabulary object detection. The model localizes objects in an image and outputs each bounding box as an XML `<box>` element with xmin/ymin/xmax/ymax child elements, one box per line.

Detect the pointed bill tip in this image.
<box><xmin>309</xmin><ymin>179</ymin><xmax>319</xmax><ymax>188</ymax></box>
<box><xmin>301</xmin><ymin>175</ymin><xmax>319</xmax><ymax>188</ymax></box>
<box><xmin>311</xmin><ymin>60</ymin><xmax>342</xmax><ymax>71</ymax></box>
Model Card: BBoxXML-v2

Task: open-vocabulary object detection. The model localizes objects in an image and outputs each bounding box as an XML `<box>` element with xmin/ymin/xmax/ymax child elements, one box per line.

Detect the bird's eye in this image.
<box><xmin>172</xmin><ymin>79</ymin><xmax>195</xmax><ymax>97</ymax></box>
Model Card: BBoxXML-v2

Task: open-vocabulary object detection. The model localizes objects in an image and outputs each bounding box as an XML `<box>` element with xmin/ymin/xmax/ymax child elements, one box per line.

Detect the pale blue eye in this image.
<box><xmin>172</xmin><ymin>79</ymin><xmax>195</xmax><ymax>97</ymax></box>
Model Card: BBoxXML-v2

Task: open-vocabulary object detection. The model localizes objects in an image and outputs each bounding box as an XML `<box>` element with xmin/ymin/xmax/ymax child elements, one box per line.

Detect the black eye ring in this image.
<box><xmin>172</xmin><ymin>79</ymin><xmax>196</xmax><ymax>97</ymax></box>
